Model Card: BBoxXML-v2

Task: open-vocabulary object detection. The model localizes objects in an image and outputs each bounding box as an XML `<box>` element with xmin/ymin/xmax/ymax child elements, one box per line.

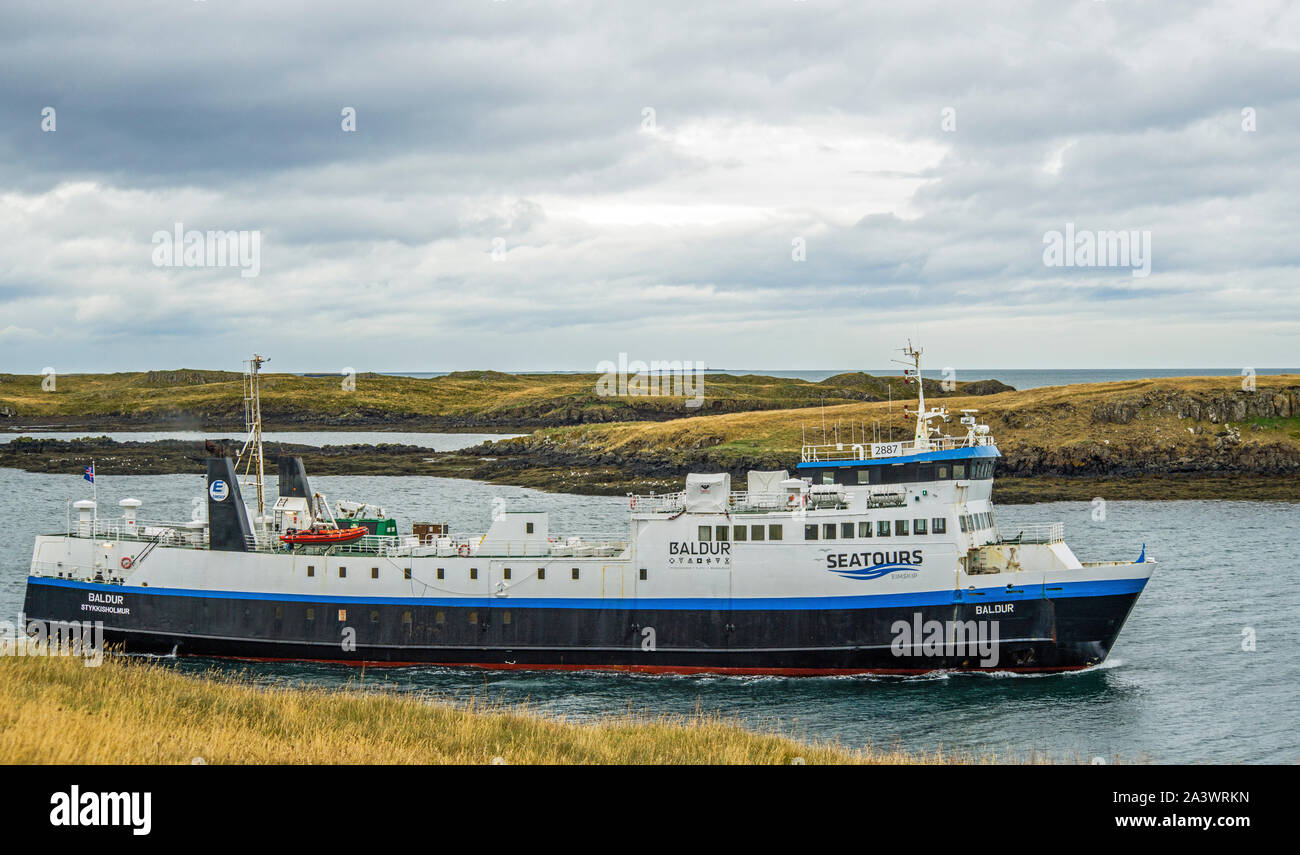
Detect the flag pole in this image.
<box><xmin>91</xmin><ymin>459</ymin><xmax>97</xmax><ymax>534</ymax></box>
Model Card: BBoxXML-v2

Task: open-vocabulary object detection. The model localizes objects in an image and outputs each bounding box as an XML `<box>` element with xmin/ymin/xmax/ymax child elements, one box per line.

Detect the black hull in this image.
<box><xmin>23</xmin><ymin>578</ymin><xmax>1144</xmax><ymax>675</ymax></box>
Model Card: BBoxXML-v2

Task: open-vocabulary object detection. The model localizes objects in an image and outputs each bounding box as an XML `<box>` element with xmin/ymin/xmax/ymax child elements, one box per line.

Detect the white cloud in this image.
<box><xmin>0</xmin><ymin>0</ymin><xmax>1297</xmax><ymax>371</ymax></box>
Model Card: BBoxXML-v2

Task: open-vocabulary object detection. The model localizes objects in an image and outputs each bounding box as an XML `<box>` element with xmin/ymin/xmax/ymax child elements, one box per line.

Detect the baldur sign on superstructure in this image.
<box><xmin>22</xmin><ymin>347</ymin><xmax>1153</xmax><ymax>674</ymax></box>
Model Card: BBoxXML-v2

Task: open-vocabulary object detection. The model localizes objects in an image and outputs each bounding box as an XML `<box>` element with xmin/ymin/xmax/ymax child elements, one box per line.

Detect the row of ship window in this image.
<box><xmin>811</xmin><ymin>459</ymin><xmax>996</xmax><ymax>486</ymax></box>
<box><xmin>804</xmin><ymin>518</ymin><xmax>947</xmax><ymax>540</ymax></box>
<box><xmin>301</xmin><ymin>565</ymin><xmax>622</xmax><ymax>582</ymax></box>
<box><xmin>697</xmin><ymin>524</ymin><xmax>784</xmax><ymax>542</ymax></box>
<box><xmin>960</xmin><ymin>512</ymin><xmax>996</xmax><ymax>532</ymax></box>
<box><xmin>695</xmin><ymin>517</ymin><xmax>968</xmax><ymax>541</ymax></box>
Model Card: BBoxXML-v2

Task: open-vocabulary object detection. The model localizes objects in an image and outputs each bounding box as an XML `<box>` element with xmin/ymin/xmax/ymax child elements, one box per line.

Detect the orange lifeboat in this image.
<box><xmin>280</xmin><ymin>526</ymin><xmax>368</xmax><ymax>546</ymax></box>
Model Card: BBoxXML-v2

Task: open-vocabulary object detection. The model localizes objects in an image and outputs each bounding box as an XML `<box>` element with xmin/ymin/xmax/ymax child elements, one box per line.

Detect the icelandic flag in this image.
<box><xmin>83</xmin><ymin>463</ymin><xmax>95</xmax><ymax>484</ymax></box>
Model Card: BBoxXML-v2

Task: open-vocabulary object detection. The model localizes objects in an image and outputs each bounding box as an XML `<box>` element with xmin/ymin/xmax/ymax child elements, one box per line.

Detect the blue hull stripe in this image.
<box><xmin>796</xmin><ymin>444</ymin><xmax>1000</xmax><ymax>469</ymax></box>
<box><xmin>26</xmin><ymin>575</ymin><xmax>1148</xmax><ymax>611</ymax></box>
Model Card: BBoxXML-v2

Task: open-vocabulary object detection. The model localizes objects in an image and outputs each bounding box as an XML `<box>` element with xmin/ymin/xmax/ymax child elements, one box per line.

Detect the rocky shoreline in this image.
<box><xmin>2</xmin><ymin>434</ymin><xmax>1296</xmax><ymax>503</ymax></box>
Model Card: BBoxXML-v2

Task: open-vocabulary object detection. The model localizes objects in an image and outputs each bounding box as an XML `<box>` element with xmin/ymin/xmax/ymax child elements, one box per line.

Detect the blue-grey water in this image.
<box><xmin>0</xmin><ymin>431</ymin><xmax>520</xmax><ymax>449</ymax></box>
<box><xmin>2</xmin><ymin>466</ymin><xmax>1296</xmax><ymax>763</ymax></box>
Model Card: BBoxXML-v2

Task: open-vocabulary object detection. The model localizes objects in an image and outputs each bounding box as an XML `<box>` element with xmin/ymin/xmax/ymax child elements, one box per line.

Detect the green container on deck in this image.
<box><xmin>352</xmin><ymin>518</ymin><xmax>397</xmax><ymax>537</ymax></box>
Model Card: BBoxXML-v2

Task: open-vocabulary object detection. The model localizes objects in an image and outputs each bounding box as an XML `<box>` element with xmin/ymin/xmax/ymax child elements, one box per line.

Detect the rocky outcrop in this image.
<box><xmin>1091</xmin><ymin>387</ymin><xmax>1298</xmax><ymax>425</ymax></box>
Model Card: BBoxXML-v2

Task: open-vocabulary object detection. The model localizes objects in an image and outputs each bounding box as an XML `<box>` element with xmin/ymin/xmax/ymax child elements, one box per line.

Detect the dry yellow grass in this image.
<box><xmin>0</xmin><ymin>368</ymin><xmax>964</xmax><ymax>425</ymax></box>
<box><xmin>533</xmin><ymin>374</ymin><xmax>1300</xmax><ymax>458</ymax></box>
<box><xmin>0</xmin><ymin>652</ymin><xmax>1009</xmax><ymax>765</ymax></box>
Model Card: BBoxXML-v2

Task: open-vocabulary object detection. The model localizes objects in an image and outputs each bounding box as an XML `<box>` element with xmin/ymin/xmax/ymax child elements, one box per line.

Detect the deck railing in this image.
<box><xmin>801</xmin><ymin>433</ymin><xmax>995</xmax><ymax>463</ymax></box>
<box><xmin>997</xmin><ymin>523</ymin><xmax>1064</xmax><ymax>545</ymax></box>
<box><xmin>50</xmin><ymin>518</ymin><xmax>628</xmax><ymax>560</ymax></box>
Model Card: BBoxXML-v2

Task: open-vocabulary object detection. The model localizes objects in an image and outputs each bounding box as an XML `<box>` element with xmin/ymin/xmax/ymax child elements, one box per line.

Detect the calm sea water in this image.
<box><xmin>0</xmin><ymin>431</ymin><xmax>520</xmax><ymax>449</ymax></box>
<box><xmin>2</xmin><ymin>466</ymin><xmax>1296</xmax><ymax>763</ymax></box>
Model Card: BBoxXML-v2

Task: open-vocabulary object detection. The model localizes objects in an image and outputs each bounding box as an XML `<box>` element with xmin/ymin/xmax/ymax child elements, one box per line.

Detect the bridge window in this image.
<box><xmin>752</xmin><ymin>525</ymin><xmax>766</xmax><ymax>541</ymax></box>
<box><xmin>877</xmin><ymin>520</ymin><xmax>891</xmax><ymax>537</ymax></box>
<box><xmin>953</xmin><ymin>464</ymin><xmax>966</xmax><ymax>479</ymax></box>
<box><xmin>856</xmin><ymin>470</ymin><xmax>871</xmax><ymax>485</ymax></box>
<box><xmin>369</xmin><ymin>610</ymin><xmax>379</xmax><ymax>624</ymax></box>
<box><xmin>716</xmin><ymin>525</ymin><xmax>729</xmax><ymax>541</ymax></box>
<box><xmin>822</xmin><ymin>472</ymin><xmax>835</xmax><ymax>485</ymax></box>
<box><xmin>959</xmin><ymin>516</ymin><xmax>969</xmax><ymax>532</ymax></box>
<box><xmin>840</xmin><ymin>522</ymin><xmax>854</xmax><ymax>538</ymax></box>
<box><xmin>937</xmin><ymin>465</ymin><xmax>949</xmax><ymax>479</ymax></box>
<box><xmin>933</xmin><ymin>517</ymin><xmax>947</xmax><ymax>534</ymax></box>
<box><xmin>822</xmin><ymin>523</ymin><xmax>836</xmax><ymax>539</ymax></box>
<box><xmin>914</xmin><ymin>518</ymin><xmax>927</xmax><ymax>535</ymax></box>
<box><xmin>804</xmin><ymin>524</ymin><xmax>818</xmax><ymax>540</ymax></box>
<box><xmin>768</xmin><ymin>524</ymin><xmax>782</xmax><ymax>540</ymax></box>
<box><xmin>698</xmin><ymin>526</ymin><xmax>712</xmax><ymax>541</ymax></box>
<box><xmin>858</xmin><ymin>521</ymin><xmax>872</xmax><ymax>538</ymax></box>
<box><xmin>306</xmin><ymin>608</ymin><xmax>315</xmax><ymax>621</ymax></box>
<box><xmin>734</xmin><ymin>525</ymin><xmax>748</xmax><ymax>542</ymax></box>
<box><xmin>895</xmin><ymin>519</ymin><xmax>909</xmax><ymax>536</ymax></box>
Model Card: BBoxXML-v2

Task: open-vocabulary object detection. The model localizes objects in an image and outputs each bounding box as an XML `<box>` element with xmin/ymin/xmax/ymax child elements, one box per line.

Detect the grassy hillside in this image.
<box><xmin>0</xmin><ymin>369</ymin><xmax>1008</xmax><ymax>430</ymax></box>
<box><xmin>0</xmin><ymin>652</ymin><xmax>1005</xmax><ymax>765</ymax></box>
<box><xmin>1</xmin><ymin>373</ymin><xmax>1295</xmax><ymax>500</ymax></box>
<box><xmin>464</xmin><ymin>374</ymin><xmax>1300</xmax><ymax>499</ymax></box>
<box><xmin>498</xmin><ymin>374</ymin><xmax>1300</xmax><ymax>458</ymax></box>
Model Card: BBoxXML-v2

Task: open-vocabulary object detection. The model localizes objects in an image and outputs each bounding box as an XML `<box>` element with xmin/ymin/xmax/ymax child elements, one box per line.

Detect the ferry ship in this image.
<box><xmin>21</xmin><ymin>348</ymin><xmax>1153</xmax><ymax>674</ymax></box>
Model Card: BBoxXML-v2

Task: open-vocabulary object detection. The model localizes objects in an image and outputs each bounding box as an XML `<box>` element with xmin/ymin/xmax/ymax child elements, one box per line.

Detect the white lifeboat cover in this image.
<box><xmin>746</xmin><ymin>470</ymin><xmax>789</xmax><ymax>494</ymax></box>
<box><xmin>684</xmin><ymin>473</ymin><xmax>731</xmax><ymax>512</ymax></box>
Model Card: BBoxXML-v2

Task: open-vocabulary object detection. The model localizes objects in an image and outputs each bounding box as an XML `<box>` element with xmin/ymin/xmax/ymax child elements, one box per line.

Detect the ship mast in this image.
<box><xmin>236</xmin><ymin>353</ymin><xmax>268</xmax><ymax>536</ymax></box>
<box><xmin>893</xmin><ymin>340</ymin><xmax>929</xmax><ymax>451</ymax></box>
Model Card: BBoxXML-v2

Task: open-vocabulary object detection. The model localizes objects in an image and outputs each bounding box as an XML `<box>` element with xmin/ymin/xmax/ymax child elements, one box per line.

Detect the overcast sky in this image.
<box><xmin>1</xmin><ymin>0</ymin><xmax>1297</xmax><ymax>373</ymax></box>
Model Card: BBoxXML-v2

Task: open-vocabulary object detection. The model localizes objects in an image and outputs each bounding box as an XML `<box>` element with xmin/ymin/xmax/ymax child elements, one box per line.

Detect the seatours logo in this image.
<box><xmin>825</xmin><ymin>549</ymin><xmax>923</xmax><ymax>580</ymax></box>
